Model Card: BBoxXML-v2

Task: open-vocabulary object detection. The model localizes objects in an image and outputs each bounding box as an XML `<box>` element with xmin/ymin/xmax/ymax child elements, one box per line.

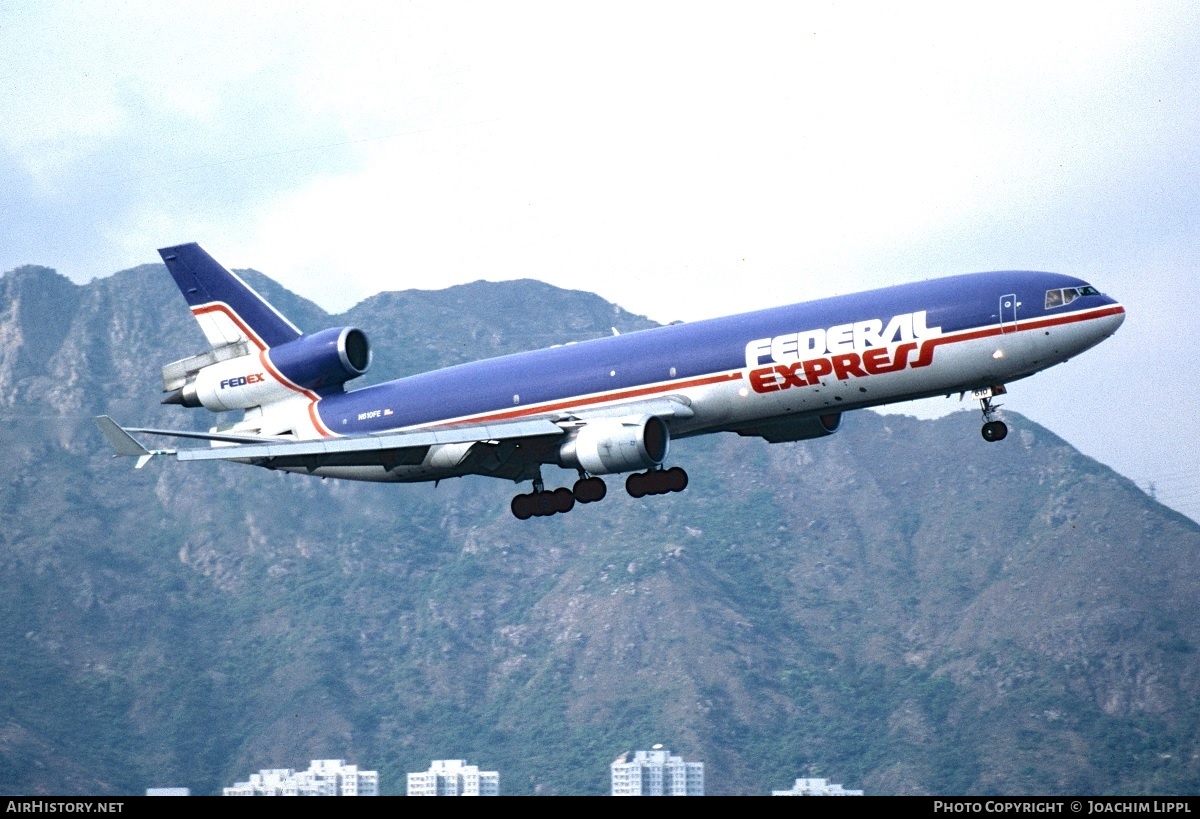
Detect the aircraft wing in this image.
<box><xmin>176</xmin><ymin>417</ymin><xmax>566</xmax><ymax>463</ymax></box>
<box><xmin>95</xmin><ymin>395</ymin><xmax>693</xmax><ymax>476</ymax></box>
<box><xmin>97</xmin><ymin>413</ymin><xmax>564</xmax><ymax>462</ymax></box>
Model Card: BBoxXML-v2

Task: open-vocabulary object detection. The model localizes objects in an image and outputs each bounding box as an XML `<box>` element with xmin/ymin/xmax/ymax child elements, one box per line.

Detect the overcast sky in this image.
<box><xmin>3</xmin><ymin>1</ymin><xmax>1197</xmax><ymax>521</ymax></box>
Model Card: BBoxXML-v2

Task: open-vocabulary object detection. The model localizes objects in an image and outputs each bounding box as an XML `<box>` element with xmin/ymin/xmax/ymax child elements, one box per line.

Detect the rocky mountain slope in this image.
<box><xmin>1</xmin><ymin>263</ymin><xmax>1196</xmax><ymax>795</ymax></box>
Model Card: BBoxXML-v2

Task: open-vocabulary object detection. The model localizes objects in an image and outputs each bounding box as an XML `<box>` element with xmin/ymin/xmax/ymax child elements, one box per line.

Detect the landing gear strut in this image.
<box><xmin>976</xmin><ymin>385</ymin><xmax>1008</xmax><ymax>442</ymax></box>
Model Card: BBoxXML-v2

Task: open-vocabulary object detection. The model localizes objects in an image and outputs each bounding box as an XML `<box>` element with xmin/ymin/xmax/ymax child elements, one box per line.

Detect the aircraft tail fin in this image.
<box><xmin>158</xmin><ymin>243</ymin><xmax>302</xmax><ymax>351</ymax></box>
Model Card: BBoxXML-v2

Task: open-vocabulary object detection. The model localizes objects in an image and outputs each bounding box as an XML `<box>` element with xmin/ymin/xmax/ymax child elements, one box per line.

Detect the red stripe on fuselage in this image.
<box><xmin>255</xmin><ymin>348</ymin><xmax>320</xmax><ymax>403</ymax></box>
<box><xmin>396</xmin><ymin>303</ymin><xmax>1123</xmax><ymax>432</ymax></box>
<box><xmin>191</xmin><ymin>303</ymin><xmax>269</xmax><ymax>351</ymax></box>
<box><xmin>901</xmin><ymin>304</ymin><xmax>1126</xmax><ymax>362</ymax></box>
<box><xmin>406</xmin><ymin>371</ymin><xmax>745</xmax><ymax>432</ymax></box>
<box><xmin>1012</xmin><ymin>303</ymin><xmax>1125</xmax><ymax>332</ymax></box>
<box><xmin>191</xmin><ymin>302</ymin><xmax>333</xmax><ymax>437</ymax></box>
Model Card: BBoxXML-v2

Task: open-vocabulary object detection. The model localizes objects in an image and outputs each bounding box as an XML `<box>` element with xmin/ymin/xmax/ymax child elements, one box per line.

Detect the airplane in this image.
<box><xmin>96</xmin><ymin>243</ymin><xmax>1126</xmax><ymax>519</ymax></box>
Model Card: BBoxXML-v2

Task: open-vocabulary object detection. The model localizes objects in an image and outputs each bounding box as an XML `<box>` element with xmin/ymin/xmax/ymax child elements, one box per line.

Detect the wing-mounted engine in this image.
<box><xmin>162</xmin><ymin>327</ymin><xmax>371</xmax><ymax>412</ymax></box>
<box><xmin>558</xmin><ymin>414</ymin><xmax>669</xmax><ymax>475</ymax></box>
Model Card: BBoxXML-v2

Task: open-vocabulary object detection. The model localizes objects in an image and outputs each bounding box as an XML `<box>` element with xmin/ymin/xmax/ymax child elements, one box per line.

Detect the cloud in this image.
<box><xmin>3</xmin><ymin>2</ymin><xmax>1188</xmax><ymax>305</ymax></box>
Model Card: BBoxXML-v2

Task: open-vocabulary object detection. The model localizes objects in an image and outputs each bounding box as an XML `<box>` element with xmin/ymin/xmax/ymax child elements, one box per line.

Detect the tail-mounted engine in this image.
<box><xmin>162</xmin><ymin>327</ymin><xmax>371</xmax><ymax>411</ymax></box>
<box><xmin>558</xmin><ymin>415</ymin><xmax>670</xmax><ymax>475</ymax></box>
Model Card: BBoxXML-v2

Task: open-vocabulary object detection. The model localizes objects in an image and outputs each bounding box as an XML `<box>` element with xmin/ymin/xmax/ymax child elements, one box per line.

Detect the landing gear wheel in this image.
<box><xmin>553</xmin><ymin>487</ymin><xmax>576</xmax><ymax>513</ymax></box>
<box><xmin>532</xmin><ymin>491</ymin><xmax>559</xmax><ymax>517</ymax></box>
<box><xmin>665</xmin><ymin>466</ymin><xmax>688</xmax><ymax>493</ymax></box>
<box><xmin>573</xmin><ymin>476</ymin><xmax>607</xmax><ymax>503</ymax></box>
<box><xmin>511</xmin><ymin>493</ymin><xmax>534</xmax><ymax>520</ymax></box>
<box><xmin>981</xmin><ymin>420</ymin><xmax>1008</xmax><ymax>442</ymax></box>
<box><xmin>627</xmin><ymin>467</ymin><xmax>688</xmax><ymax>497</ymax></box>
<box><xmin>512</xmin><ymin>489</ymin><xmax>577</xmax><ymax>519</ymax></box>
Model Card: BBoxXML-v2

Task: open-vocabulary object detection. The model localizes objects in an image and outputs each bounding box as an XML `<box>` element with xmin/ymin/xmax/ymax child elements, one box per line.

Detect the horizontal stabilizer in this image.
<box><xmin>122</xmin><ymin>426</ymin><xmax>295</xmax><ymax>445</ymax></box>
<box><xmin>94</xmin><ymin>416</ymin><xmax>154</xmax><ymax>457</ymax></box>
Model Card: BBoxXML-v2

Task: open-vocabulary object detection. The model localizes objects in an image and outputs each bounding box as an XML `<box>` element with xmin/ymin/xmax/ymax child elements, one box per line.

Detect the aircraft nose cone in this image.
<box><xmin>1100</xmin><ymin>297</ymin><xmax>1126</xmax><ymax>336</ymax></box>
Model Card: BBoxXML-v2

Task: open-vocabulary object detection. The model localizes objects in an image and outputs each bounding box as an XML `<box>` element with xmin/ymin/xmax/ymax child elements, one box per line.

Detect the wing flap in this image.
<box><xmin>555</xmin><ymin>395</ymin><xmax>695</xmax><ymax>423</ymax></box>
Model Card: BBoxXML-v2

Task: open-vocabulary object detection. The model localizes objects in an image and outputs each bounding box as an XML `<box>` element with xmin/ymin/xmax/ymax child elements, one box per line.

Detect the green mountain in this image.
<box><xmin>1</xmin><ymin>263</ymin><xmax>1196</xmax><ymax>795</ymax></box>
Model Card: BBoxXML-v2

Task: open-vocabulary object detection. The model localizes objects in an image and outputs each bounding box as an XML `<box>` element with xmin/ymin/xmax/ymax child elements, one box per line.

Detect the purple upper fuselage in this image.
<box><xmin>312</xmin><ymin>270</ymin><xmax>1120</xmax><ymax>436</ymax></box>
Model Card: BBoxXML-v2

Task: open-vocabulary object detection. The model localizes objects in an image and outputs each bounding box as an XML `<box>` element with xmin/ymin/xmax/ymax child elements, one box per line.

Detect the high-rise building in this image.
<box><xmin>407</xmin><ymin>759</ymin><xmax>499</xmax><ymax>796</ymax></box>
<box><xmin>611</xmin><ymin>745</ymin><xmax>704</xmax><ymax>796</ymax></box>
<box><xmin>772</xmin><ymin>777</ymin><xmax>863</xmax><ymax>796</ymax></box>
<box><xmin>223</xmin><ymin>759</ymin><xmax>379</xmax><ymax>796</ymax></box>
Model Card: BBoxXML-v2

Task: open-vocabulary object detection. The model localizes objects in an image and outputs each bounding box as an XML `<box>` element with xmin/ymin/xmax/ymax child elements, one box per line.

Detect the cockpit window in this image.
<box><xmin>1045</xmin><ymin>285</ymin><xmax>1100</xmax><ymax>309</ymax></box>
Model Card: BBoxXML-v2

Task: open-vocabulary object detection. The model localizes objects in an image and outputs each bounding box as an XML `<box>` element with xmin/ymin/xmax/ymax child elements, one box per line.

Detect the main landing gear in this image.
<box><xmin>510</xmin><ymin>473</ymin><xmax>608</xmax><ymax>520</ymax></box>
<box><xmin>626</xmin><ymin>466</ymin><xmax>688</xmax><ymax>498</ymax></box>
<box><xmin>509</xmin><ymin>466</ymin><xmax>689</xmax><ymax>519</ymax></box>
<box><xmin>510</xmin><ymin>485</ymin><xmax>575</xmax><ymax>519</ymax></box>
<box><xmin>977</xmin><ymin>385</ymin><xmax>1009</xmax><ymax>442</ymax></box>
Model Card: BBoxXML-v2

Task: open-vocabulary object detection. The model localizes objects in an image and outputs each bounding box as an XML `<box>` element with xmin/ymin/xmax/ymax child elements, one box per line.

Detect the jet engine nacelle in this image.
<box><xmin>168</xmin><ymin>327</ymin><xmax>371</xmax><ymax>412</ymax></box>
<box><xmin>558</xmin><ymin>415</ymin><xmax>670</xmax><ymax>475</ymax></box>
<box><xmin>268</xmin><ymin>326</ymin><xmax>371</xmax><ymax>391</ymax></box>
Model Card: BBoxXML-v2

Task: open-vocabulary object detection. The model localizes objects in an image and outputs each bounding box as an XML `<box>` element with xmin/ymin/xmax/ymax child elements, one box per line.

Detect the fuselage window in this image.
<box><xmin>1045</xmin><ymin>289</ymin><xmax>1064</xmax><ymax>308</ymax></box>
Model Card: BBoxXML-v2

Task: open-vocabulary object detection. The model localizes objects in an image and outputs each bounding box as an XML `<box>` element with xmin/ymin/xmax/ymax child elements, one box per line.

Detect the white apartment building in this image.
<box><xmin>772</xmin><ymin>777</ymin><xmax>864</xmax><ymax>796</ymax></box>
<box><xmin>611</xmin><ymin>745</ymin><xmax>704</xmax><ymax>796</ymax></box>
<box><xmin>407</xmin><ymin>759</ymin><xmax>500</xmax><ymax>796</ymax></box>
<box><xmin>223</xmin><ymin>759</ymin><xmax>379</xmax><ymax>796</ymax></box>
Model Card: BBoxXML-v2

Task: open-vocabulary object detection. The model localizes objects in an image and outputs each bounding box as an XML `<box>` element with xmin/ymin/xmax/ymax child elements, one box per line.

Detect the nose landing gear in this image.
<box><xmin>982</xmin><ymin>420</ymin><xmax>1008</xmax><ymax>442</ymax></box>
<box><xmin>976</xmin><ymin>385</ymin><xmax>1008</xmax><ymax>442</ymax></box>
